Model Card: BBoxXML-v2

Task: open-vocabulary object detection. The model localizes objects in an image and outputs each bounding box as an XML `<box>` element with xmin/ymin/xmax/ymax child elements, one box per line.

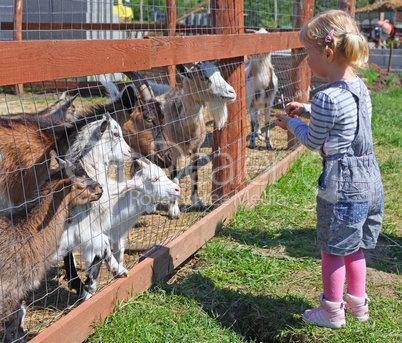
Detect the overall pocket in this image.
<box><xmin>334</xmin><ymin>201</ymin><xmax>368</xmax><ymax>224</ymax></box>
<box><xmin>318</xmin><ymin>160</ymin><xmax>336</xmax><ymax>191</ymax></box>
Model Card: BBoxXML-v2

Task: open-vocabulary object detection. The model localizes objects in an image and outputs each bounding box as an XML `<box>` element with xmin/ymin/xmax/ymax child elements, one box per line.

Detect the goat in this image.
<box><xmin>0</xmin><ymin>158</ymin><xmax>103</xmax><ymax>343</ymax></box>
<box><xmin>131</xmin><ymin>61</ymin><xmax>237</xmax><ymax>219</ymax></box>
<box><xmin>245</xmin><ymin>28</ymin><xmax>279</xmax><ymax>149</ymax></box>
<box><xmin>62</xmin><ymin>158</ymin><xmax>181</xmax><ymax>298</ymax></box>
<box><xmin>49</xmin><ymin>114</ymin><xmax>133</xmax><ymax>298</ymax></box>
<box><xmin>78</xmin><ymin>73</ymin><xmax>171</xmax><ymax>169</ymax></box>
<box><xmin>0</xmin><ymin>95</ymin><xmax>79</xmax><ymax>209</ymax></box>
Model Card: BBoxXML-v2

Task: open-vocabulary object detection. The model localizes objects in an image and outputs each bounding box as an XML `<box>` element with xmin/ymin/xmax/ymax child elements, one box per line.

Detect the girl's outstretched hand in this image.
<box><xmin>275</xmin><ymin>114</ymin><xmax>291</xmax><ymax>130</ymax></box>
<box><xmin>285</xmin><ymin>102</ymin><xmax>304</xmax><ymax>117</ymax></box>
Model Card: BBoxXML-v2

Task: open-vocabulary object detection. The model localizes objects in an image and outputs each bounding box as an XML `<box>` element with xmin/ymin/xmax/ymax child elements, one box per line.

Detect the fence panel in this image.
<box><xmin>0</xmin><ymin>1</ymin><xmax>346</xmax><ymax>341</ymax></box>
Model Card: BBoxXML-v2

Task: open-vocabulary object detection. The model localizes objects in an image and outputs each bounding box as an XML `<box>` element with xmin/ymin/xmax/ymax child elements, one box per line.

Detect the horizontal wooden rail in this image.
<box><xmin>1</xmin><ymin>21</ymin><xmax>294</xmax><ymax>35</ymax></box>
<box><xmin>1</xmin><ymin>22</ymin><xmax>216</xmax><ymax>35</ymax></box>
<box><xmin>1</xmin><ymin>22</ymin><xmax>166</xmax><ymax>32</ymax></box>
<box><xmin>0</xmin><ymin>31</ymin><xmax>301</xmax><ymax>86</ymax></box>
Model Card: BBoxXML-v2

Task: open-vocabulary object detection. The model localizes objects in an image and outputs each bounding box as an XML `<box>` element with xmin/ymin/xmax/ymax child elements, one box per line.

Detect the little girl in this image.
<box><xmin>275</xmin><ymin>10</ymin><xmax>384</xmax><ymax>328</ymax></box>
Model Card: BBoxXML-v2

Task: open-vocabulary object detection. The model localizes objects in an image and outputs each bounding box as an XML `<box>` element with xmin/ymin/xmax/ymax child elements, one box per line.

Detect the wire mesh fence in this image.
<box><xmin>0</xmin><ymin>0</ymin><xmax>348</xmax><ymax>341</ymax></box>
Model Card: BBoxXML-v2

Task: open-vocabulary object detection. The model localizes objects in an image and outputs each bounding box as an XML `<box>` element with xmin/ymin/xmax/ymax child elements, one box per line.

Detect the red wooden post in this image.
<box><xmin>338</xmin><ymin>0</ymin><xmax>355</xmax><ymax>17</ymax></box>
<box><xmin>210</xmin><ymin>0</ymin><xmax>247</xmax><ymax>206</ymax></box>
<box><xmin>288</xmin><ymin>0</ymin><xmax>315</xmax><ymax>149</ymax></box>
<box><xmin>14</xmin><ymin>0</ymin><xmax>24</xmax><ymax>95</ymax></box>
<box><xmin>165</xmin><ymin>0</ymin><xmax>176</xmax><ymax>87</ymax></box>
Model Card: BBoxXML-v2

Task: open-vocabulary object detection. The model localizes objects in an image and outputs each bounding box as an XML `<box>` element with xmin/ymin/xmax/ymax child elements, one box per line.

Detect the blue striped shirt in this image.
<box><xmin>287</xmin><ymin>78</ymin><xmax>372</xmax><ymax>156</ymax></box>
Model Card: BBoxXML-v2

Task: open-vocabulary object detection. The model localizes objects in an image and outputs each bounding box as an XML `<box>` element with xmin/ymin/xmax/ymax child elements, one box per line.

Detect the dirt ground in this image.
<box><xmin>0</xmin><ymin>91</ymin><xmax>291</xmax><ymax>339</ymax></box>
<box><xmin>364</xmin><ymin>62</ymin><xmax>402</xmax><ymax>92</ymax></box>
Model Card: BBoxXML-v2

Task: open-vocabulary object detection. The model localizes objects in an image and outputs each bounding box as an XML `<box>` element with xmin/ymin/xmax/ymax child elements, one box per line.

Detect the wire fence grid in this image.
<box><xmin>0</xmin><ymin>0</ymin><xmax>345</xmax><ymax>341</ymax></box>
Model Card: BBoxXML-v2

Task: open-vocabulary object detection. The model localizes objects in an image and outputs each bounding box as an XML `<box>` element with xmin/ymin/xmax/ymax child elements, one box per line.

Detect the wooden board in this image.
<box><xmin>0</xmin><ymin>32</ymin><xmax>302</xmax><ymax>86</ymax></box>
<box><xmin>29</xmin><ymin>145</ymin><xmax>306</xmax><ymax>343</ymax></box>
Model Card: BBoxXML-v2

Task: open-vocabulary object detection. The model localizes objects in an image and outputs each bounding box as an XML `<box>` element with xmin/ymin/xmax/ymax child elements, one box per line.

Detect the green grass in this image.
<box><xmin>361</xmin><ymin>68</ymin><xmax>379</xmax><ymax>83</ymax></box>
<box><xmin>87</xmin><ymin>81</ymin><xmax>402</xmax><ymax>342</ymax></box>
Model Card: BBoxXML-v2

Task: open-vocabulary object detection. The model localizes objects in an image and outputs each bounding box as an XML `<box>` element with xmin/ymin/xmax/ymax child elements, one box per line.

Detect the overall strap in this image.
<box><xmin>336</xmin><ymin>78</ymin><xmax>373</xmax><ymax>157</ymax></box>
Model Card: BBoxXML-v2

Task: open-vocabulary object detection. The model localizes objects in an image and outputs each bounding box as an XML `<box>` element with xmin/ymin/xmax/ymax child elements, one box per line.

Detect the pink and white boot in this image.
<box><xmin>345</xmin><ymin>293</ymin><xmax>370</xmax><ymax>322</ymax></box>
<box><xmin>303</xmin><ymin>294</ymin><xmax>346</xmax><ymax>328</ymax></box>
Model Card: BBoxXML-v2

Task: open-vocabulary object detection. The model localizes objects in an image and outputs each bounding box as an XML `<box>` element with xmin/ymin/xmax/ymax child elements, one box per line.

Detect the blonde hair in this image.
<box><xmin>300</xmin><ymin>10</ymin><xmax>369</xmax><ymax>69</ymax></box>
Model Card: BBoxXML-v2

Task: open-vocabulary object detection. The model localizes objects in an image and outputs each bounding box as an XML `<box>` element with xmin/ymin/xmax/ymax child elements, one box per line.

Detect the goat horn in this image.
<box><xmin>61</xmin><ymin>158</ymin><xmax>78</xmax><ymax>182</ymax></box>
<box><xmin>141</xmin><ymin>157</ymin><xmax>152</xmax><ymax>165</ymax></box>
<box><xmin>123</xmin><ymin>71</ymin><xmax>155</xmax><ymax>101</ymax></box>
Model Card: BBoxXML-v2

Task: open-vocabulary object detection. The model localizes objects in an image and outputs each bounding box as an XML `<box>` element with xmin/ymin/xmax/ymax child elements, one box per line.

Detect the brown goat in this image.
<box><xmin>0</xmin><ymin>96</ymin><xmax>80</xmax><ymax>209</ymax></box>
<box><xmin>0</xmin><ymin>159</ymin><xmax>103</xmax><ymax>343</ymax></box>
<box><xmin>77</xmin><ymin>82</ymin><xmax>171</xmax><ymax>169</ymax></box>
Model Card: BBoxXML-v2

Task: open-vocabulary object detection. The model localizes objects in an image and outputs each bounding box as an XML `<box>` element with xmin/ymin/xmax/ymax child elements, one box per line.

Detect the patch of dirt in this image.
<box><xmin>364</xmin><ymin>63</ymin><xmax>402</xmax><ymax>92</ymax></box>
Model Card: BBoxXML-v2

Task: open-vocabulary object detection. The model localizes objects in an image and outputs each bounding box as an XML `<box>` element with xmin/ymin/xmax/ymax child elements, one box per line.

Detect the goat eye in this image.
<box><xmin>152</xmin><ymin>178</ymin><xmax>159</xmax><ymax>183</ymax></box>
<box><xmin>113</xmin><ymin>132</ymin><xmax>119</xmax><ymax>138</ymax></box>
<box><xmin>145</xmin><ymin>116</ymin><xmax>153</xmax><ymax>123</ymax></box>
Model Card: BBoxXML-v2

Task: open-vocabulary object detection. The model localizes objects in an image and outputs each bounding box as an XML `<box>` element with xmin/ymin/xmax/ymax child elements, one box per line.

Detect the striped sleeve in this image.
<box><xmin>287</xmin><ymin>92</ymin><xmax>338</xmax><ymax>152</ymax></box>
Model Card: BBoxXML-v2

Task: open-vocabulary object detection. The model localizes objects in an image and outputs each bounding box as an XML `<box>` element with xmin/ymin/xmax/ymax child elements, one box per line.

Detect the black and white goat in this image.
<box><xmin>245</xmin><ymin>28</ymin><xmax>279</xmax><ymax>149</ymax></box>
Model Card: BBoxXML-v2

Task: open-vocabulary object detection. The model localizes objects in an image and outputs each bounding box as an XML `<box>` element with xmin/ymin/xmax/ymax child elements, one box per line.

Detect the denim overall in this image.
<box><xmin>316</xmin><ymin>78</ymin><xmax>384</xmax><ymax>256</ymax></box>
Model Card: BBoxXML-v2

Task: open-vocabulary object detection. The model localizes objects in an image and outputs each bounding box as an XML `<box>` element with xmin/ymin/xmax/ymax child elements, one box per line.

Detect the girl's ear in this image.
<box><xmin>325</xmin><ymin>47</ymin><xmax>334</xmax><ymax>63</ymax></box>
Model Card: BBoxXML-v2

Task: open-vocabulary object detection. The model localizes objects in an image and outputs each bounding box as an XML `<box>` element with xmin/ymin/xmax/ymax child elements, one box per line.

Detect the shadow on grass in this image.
<box><xmin>160</xmin><ymin>271</ymin><xmax>309</xmax><ymax>343</ymax></box>
<box><xmin>219</xmin><ymin>224</ymin><xmax>402</xmax><ymax>275</ymax></box>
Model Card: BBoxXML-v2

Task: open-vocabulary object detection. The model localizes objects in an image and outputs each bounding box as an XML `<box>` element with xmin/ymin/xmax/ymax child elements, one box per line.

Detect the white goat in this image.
<box><xmin>139</xmin><ymin>61</ymin><xmax>237</xmax><ymax>219</ymax></box>
<box><xmin>62</xmin><ymin>158</ymin><xmax>181</xmax><ymax>299</ymax></box>
<box><xmin>245</xmin><ymin>28</ymin><xmax>279</xmax><ymax>149</ymax></box>
<box><xmin>51</xmin><ymin>114</ymin><xmax>133</xmax><ymax>299</ymax></box>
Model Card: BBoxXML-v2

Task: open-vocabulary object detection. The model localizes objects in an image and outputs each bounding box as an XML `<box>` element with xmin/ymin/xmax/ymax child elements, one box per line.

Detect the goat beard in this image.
<box><xmin>207</xmin><ymin>99</ymin><xmax>228</xmax><ymax>130</ymax></box>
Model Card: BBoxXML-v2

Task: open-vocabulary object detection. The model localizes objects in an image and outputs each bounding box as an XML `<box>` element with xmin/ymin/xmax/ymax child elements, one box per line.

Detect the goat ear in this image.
<box><xmin>121</xmin><ymin>86</ymin><xmax>138</xmax><ymax>109</ymax></box>
<box><xmin>176</xmin><ymin>64</ymin><xmax>193</xmax><ymax>79</ymax></box>
<box><xmin>130</xmin><ymin>159</ymin><xmax>144</xmax><ymax>175</ymax></box>
<box><xmin>112</xmin><ymin>178</ymin><xmax>144</xmax><ymax>196</ymax></box>
<box><xmin>61</xmin><ymin>93</ymin><xmax>78</xmax><ymax>111</ymax></box>
<box><xmin>211</xmin><ymin>59</ymin><xmax>219</xmax><ymax>65</ymax></box>
<box><xmin>56</xmin><ymin>157</ymin><xmax>77</xmax><ymax>182</ymax></box>
<box><xmin>59</xmin><ymin>92</ymin><xmax>67</xmax><ymax>100</ymax></box>
<box><xmin>99</xmin><ymin>119</ymin><xmax>109</xmax><ymax>134</ymax></box>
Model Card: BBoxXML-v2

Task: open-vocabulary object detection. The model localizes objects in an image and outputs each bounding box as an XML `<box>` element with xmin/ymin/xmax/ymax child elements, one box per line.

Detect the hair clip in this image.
<box><xmin>325</xmin><ymin>28</ymin><xmax>335</xmax><ymax>43</ymax></box>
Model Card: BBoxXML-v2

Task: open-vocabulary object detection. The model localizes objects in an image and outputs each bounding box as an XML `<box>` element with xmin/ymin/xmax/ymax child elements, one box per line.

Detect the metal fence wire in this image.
<box><xmin>0</xmin><ymin>0</ymin><xmax>345</xmax><ymax>341</ymax></box>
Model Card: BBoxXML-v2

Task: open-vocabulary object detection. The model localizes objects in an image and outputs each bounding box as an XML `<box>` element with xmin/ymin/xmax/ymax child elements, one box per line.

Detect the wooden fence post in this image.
<box><xmin>14</xmin><ymin>0</ymin><xmax>24</xmax><ymax>95</ymax></box>
<box><xmin>165</xmin><ymin>0</ymin><xmax>177</xmax><ymax>87</ymax></box>
<box><xmin>211</xmin><ymin>0</ymin><xmax>247</xmax><ymax>206</ymax></box>
<box><xmin>288</xmin><ymin>0</ymin><xmax>315</xmax><ymax>149</ymax></box>
<box><xmin>338</xmin><ymin>0</ymin><xmax>355</xmax><ymax>17</ymax></box>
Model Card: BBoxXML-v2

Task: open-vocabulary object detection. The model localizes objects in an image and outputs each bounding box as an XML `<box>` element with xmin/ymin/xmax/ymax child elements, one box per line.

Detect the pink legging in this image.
<box><xmin>321</xmin><ymin>249</ymin><xmax>366</xmax><ymax>302</ymax></box>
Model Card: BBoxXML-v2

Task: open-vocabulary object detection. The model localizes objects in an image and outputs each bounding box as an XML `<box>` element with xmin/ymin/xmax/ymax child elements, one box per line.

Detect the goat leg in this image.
<box><xmin>190</xmin><ymin>152</ymin><xmax>205</xmax><ymax>212</ymax></box>
<box><xmin>63</xmin><ymin>253</ymin><xmax>87</xmax><ymax>299</ymax></box>
<box><xmin>83</xmin><ymin>255</ymin><xmax>103</xmax><ymax>298</ymax></box>
<box><xmin>264</xmin><ymin>108</ymin><xmax>273</xmax><ymax>150</ymax></box>
<box><xmin>168</xmin><ymin>161</ymin><xmax>180</xmax><ymax>219</ymax></box>
<box><xmin>249</xmin><ymin>117</ymin><xmax>257</xmax><ymax>149</ymax></box>
<box><xmin>3</xmin><ymin>303</ymin><xmax>26</xmax><ymax>343</ymax></box>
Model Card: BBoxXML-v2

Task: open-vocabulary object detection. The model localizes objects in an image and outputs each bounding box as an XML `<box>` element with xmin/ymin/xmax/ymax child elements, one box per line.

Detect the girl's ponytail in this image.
<box><xmin>342</xmin><ymin>32</ymin><xmax>369</xmax><ymax>69</ymax></box>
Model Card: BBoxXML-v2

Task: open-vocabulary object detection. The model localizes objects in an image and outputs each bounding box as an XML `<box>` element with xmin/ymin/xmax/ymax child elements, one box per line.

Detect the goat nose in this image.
<box><xmin>175</xmin><ymin>187</ymin><xmax>181</xmax><ymax>194</ymax></box>
<box><xmin>229</xmin><ymin>88</ymin><xmax>236</xmax><ymax>95</ymax></box>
